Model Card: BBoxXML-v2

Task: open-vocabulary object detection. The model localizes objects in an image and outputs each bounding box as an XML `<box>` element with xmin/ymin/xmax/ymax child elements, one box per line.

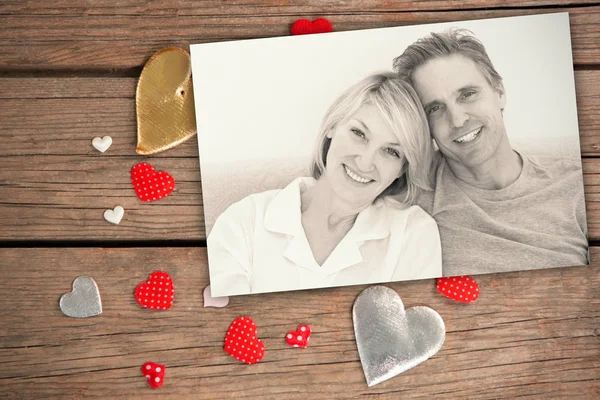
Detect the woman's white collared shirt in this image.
<box><xmin>208</xmin><ymin>177</ymin><xmax>441</xmax><ymax>296</ymax></box>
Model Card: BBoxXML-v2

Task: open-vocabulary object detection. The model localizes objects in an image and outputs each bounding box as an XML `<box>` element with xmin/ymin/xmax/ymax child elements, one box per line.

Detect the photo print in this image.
<box><xmin>190</xmin><ymin>12</ymin><xmax>588</xmax><ymax>296</ymax></box>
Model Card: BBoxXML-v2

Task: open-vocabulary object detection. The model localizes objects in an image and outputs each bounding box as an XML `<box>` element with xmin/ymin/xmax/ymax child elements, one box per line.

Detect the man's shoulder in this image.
<box><xmin>413</xmin><ymin>189</ymin><xmax>435</xmax><ymax>215</ymax></box>
<box><xmin>525</xmin><ymin>154</ymin><xmax>583</xmax><ymax>180</ymax></box>
<box><xmin>412</xmin><ymin>152</ymin><xmax>445</xmax><ymax>214</ymax></box>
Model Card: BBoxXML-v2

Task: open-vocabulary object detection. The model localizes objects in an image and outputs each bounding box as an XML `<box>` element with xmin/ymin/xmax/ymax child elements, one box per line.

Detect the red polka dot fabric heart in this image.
<box><xmin>131</xmin><ymin>162</ymin><xmax>175</xmax><ymax>202</ymax></box>
<box><xmin>141</xmin><ymin>361</ymin><xmax>166</xmax><ymax>389</ymax></box>
<box><xmin>224</xmin><ymin>316</ymin><xmax>265</xmax><ymax>365</ymax></box>
<box><xmin>291</xmin><ymin>18</ymin><xmax>333</xmax><ymax>35</ymax></box>
<box><xmin>285</xmin><ymin>324</ymin><xmax>311</xmax><ymax>348</ymax></box>
<box><xmin>135</xmin><ymin>271</ymin><xmax>174</xmax><ymax>310</ymax></box>
<box><xmin>436</xmin><ymin>276</ymin><xmax>479</xmax><ymax>303</ymax></box>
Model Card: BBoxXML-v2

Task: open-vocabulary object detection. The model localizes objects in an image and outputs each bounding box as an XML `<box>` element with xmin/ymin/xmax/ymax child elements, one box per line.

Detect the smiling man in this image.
<box><xmin>393</xmin><ymin>29</ymin><xmax>589</xmax><ymax>275</ymax></box>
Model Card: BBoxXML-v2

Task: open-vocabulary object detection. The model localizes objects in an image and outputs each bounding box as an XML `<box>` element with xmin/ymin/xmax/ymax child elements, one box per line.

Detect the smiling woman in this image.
<box><xmin>207</xmin><ymin>72</ymin><xmax>442</xmax><ymax>296</ymax></box>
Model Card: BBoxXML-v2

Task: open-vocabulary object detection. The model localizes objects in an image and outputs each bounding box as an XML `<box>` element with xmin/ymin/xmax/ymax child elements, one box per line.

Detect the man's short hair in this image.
<box><xmin>393</xmin><ymin>28</ymin><xmax>504</xmax><ymax>94</ymax></box>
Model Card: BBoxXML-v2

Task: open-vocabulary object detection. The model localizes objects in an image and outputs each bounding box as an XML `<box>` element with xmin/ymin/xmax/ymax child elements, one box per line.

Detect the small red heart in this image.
<box><xmin>436</xmin><ymin>276</ymin><xmax>479</xmax><ymax>303</ymax></box>
<box><xmin>224</xmin><ymin>316</ymin><xmax>265</xmax><ymax>364</ymax></box>
<box><xmin>135</xmin><ymin>271</ymin><xmax>174</xmax><ymax>310</ymax></box>
<box><xmin>131</xmin><ymin>162</ymin><xmax>175</xmax><ymax>202</ymax></box>
<box><xmin>291</xmin><ymin>18</ymin><xmax>333</xmax><ymax>35</ymax></box>
<box><xmin>141</xmin><ymin>362</ymin><xmax>166</xmax><ymax>389</ymax></box>
<box><xmin>285</xmin><ymin>324</ymin><xmax>311</xmax><ymax>348</ymax></box>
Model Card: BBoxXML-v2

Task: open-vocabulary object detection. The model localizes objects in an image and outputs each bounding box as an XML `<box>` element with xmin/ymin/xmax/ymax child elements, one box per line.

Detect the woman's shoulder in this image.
<box><xmin>220</xmin><ymin>188</ymin><xmax>282</xmax><ymax>219</ymax></box>
<box><xmin>217</xmin><ymin>177</ymin><xmax>307</xmax><ymax>222</ymax></box>
<box><xmin>382</xmin><ymin>201</ymin><xmax>437</xmax><ymax>230</ymax></box>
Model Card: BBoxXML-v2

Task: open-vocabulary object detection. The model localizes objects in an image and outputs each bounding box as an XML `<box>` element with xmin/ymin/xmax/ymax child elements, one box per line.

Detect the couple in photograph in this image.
<box><xmin>208</xmin><ymin>29</ymin><xmax>589</xmax><ymax>296</ymax></box>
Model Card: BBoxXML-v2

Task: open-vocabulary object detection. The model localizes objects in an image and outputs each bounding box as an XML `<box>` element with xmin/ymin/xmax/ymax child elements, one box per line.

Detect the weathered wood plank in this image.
<box><xmin>2</xmin><ymin>0</ymin><xmax>599</xmax><ymax>15</ymax></box>
<box><xmin>0</xmin><ymin>6</ymin><xmax>599</xmax><ymax>69</ymax></box>
<box><xmin>0</xmin><ymin>155</ymin><xmax>204</xmax><ymax>240</ymax></box>
<box><xmin>5</xmin><ymin>153</ymin><xmax>600</xmax><ymax>241</ymax></box>
<box><xmin>0</xmin><ymin>77</ymin><xmax>137</xmax><ymax>99</ymax></box>
<box><xmin>2</xmin><ymin>70</ymin><xmax>599</xmax><ymax>154</ymax></box>
<box><xmin>0</xmin><ymin>247</ymin><xmax>598</xmax><ymax>399</ymax></box>
<box><xmin>0</xmin><ymin>71</ymin><xmax>599</xmax><ymax>241</ymax></box>
<box><xmin>577</xmin><ymin>70</ymin><xmax>600</xmax><ymax>156</ymax></box>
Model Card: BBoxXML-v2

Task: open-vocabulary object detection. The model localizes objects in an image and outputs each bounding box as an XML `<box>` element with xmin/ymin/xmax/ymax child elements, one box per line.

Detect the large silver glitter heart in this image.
<box><xmin>59</xmin><ymin>276</ymin><xmax>103</xmax><ymax>318</ymax></box>
<box><xmin>353</xmin><ymin>286</ymin><xmax>445</xmax><ymax>387</ymax></box>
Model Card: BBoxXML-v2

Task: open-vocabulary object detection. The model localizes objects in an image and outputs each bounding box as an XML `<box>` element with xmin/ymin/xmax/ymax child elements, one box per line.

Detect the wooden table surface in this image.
<box><xmin>1</xmin><ymin>1</ymin><xmax>599</xmax><ymax>399</ymax></box>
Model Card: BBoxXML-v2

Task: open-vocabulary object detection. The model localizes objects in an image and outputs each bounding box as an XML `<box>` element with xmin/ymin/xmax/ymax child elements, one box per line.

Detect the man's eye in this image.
<box><xmin>351</xmin><ymin>128</ymin><xmax>366</xmax><ymax>139</ymax></box>
<box><xmin>462</xmin><ymin>91</ymin><xmax>477</xmax><ymax>99</ymax></box>
<box><xmin>427</xmin><ymin>105</ymin><xmax>441</xmax><ymax>115</ymax></box>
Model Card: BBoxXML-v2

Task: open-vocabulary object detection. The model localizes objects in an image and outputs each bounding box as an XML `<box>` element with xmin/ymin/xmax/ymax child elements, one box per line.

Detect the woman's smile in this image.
<box><xmin>343</xmin><ymin>164</ymin><xmax>375</xmax><ymax>184</ymax></box>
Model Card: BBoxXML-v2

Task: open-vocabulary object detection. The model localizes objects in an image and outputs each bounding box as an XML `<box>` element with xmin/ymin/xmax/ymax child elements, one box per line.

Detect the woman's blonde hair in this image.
<box><xmin>310</xmin><ymin>71</ymin><xmax>434</xmax><ymax>204</ymax></box>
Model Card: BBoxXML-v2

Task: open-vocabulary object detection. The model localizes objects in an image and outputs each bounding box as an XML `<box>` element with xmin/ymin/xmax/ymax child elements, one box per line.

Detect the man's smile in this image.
<box><xmin>454</xmin><ymin>127</ymin><xmax>482</xmax><ymax>144</ymax></box>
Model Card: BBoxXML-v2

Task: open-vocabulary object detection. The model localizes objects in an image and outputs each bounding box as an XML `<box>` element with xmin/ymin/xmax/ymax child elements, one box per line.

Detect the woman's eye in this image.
<box><xmin>386</xmin><ymin>148</ymin><xmax>401</xmax><ymax>158</ymax></box>
<box><xmin>351</xmin><ymin>128</ymin><xmax>366</xmax><ymax>139</ymax></box>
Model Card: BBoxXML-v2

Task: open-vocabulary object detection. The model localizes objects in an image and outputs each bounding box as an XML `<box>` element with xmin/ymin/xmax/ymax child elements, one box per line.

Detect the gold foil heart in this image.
<box><xmin>136</xmin><ymin>47</ymin><xmax>196</xmax><ymax>154</ymax></box>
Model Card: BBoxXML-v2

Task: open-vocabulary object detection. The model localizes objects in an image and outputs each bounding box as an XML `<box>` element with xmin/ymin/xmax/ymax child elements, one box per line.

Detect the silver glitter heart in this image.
<box><xmin>353</xmin><ymin>286</ymin><xmax>445</xmax><ymax>387</ymax></box>
<box><xmin>59</xmin><ymin>276</ymin><xmax>103</xmax><ymax>318</ymax></box>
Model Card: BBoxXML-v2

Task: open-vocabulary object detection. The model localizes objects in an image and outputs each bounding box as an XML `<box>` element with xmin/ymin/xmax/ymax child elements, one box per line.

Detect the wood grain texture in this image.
<box><xmin>1</xmin><ymin>1</ymin><xmax>599</xmax><ymax>398</ymax></box>
<box><xmin>1</xmin><ymin>70</ymin><xmax>599</xmax><ymax>153</ymax></box>
<box><xmin>0</xmin><ymin>247</ymin><xmax>598</xmax><ymax>399</ymax></box>
<box><xmin>2</xmin><ymin>0</ymin><xmax>600</xmax><ymax>15</ymax></box>
<box><xmin>1</xmin><ymin>6</ymin><xmax>600</xmax><ymax>69</ymax></box>
<box><xmin>4</xmin><ymin>152</ymin><xmax>599</xmax><ymax>240</ymax></box>
<box><xmin>0</xmin><ymin>70</ymin><xmax>599</xmax><ymax>241</ymax></box>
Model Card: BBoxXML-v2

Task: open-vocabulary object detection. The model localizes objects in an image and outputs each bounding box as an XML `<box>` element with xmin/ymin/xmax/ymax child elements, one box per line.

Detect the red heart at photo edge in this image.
<box><xmin>436</xmin><ymin>275</ymin><xmax>480</xmax><ymax>303</ymax></box>
<box><xmin>141</xmin><ymin>362</ymin><xmax>166</xmax><ymax>389</ymax></box>
<box><xmin>224</xmin><ymin>316</ymin><xmax>265</xmax><ymax>365</ymax></box>
<box><xmin>285</xmin><ymin>324</ymin><xmax>311</xmax><ymax>348</ymax></box>
<box><xmin>291</xmin><ymin>18</ymin><xmax>333</xmax><ymax>35</ymax></box>
<box><xmin>131</xmin><ymin>162</ymin><xmax>176</xmax><ymax>202</ymax></box>
<box><xmin>134</xmin><ymin>271</ymin><xmax>175</xmax><ymax>310</ymax></box>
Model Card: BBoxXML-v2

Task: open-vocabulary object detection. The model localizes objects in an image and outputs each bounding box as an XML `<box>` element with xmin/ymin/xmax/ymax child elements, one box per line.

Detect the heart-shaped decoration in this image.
<box><xmin>103</xmin><ymin>206</ymin><xmax>124</xmax><ymax>224</ymax></box>
<box><xmin>135</xmin><ymin>271</ymin><xmax>174</xmax><ymax>310</ymax></box>
<box><xmin>92</xmin><ymin>136</ymin><xmax>113</xmax><ymax>153</ymax></box>
<box><xmin>141</xmin><ymin>362</ymin><xmax>166</xmax><ymax>389</ymax></box>
<box><xmin>353</xmin><ymin>286</ymin><xmax>445</xmax><ymax>387</ymax></box>
<box><xmin>203</xmin><ymin>285</ymin><xmax>229</xmax><ymax>308</ymax></box>
<box><xmin>285</xmin><ymin>324</ymin><xmax>311</xmax><ymax>348</ymax></box>
<box><xmin>291</xmin><ymin>18</ymin><xmax>333</xmax><ymax>35</ymax></box>
<box><xmin>59</xmin><ymin>276</ymin><xmax>103</xmax><ymax>318</ymax></box>
<box><xmin>131</xmin><ymin>162</ymin><xmax>175</xmax><ymax>202</ymax></box>
<box><xmin>436</xmin><ymin>276</ymin><xmax>479</xmax><ymax>303</ymax></box>
<box><xmin>224</xmin><ymin>316</ymin><xmax>265</xmax><ymax>364</ymax></box>
<box><xmin>136</xmin><ymin>47</ymin><xmax>196</xmax><ymax>155</ymax></box>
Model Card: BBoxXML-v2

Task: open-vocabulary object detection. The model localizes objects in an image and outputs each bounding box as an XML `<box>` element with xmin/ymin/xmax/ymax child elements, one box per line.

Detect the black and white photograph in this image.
<box><xmin>190</xmin><ymin>12</ymin><xmax>589</xmax><ymax>297</ymax></box>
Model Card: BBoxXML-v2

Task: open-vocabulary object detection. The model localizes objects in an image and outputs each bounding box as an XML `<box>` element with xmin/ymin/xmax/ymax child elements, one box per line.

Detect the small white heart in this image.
<box><xmin>92</xmin><ymin>136</ymin><xmax>113</xmax><ymax>153</ymax></box>
<box><xmin>104</xmin><ymin>206</ymin><xmax>124</xmax><ymax>224</ymax></box>
<box><xmin>203</xmin><ymin>285</ymin><xmax>229</xmax><ymax>308</ymax></box>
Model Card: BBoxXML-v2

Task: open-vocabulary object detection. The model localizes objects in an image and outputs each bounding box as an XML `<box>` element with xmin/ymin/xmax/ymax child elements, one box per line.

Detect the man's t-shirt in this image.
<box><xmin>417</xmin><ymin>153</ymin><xmax>589</xmax><ymax>276</ymax></box>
